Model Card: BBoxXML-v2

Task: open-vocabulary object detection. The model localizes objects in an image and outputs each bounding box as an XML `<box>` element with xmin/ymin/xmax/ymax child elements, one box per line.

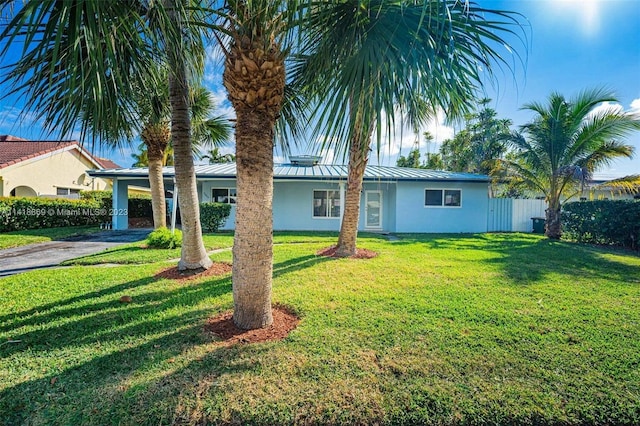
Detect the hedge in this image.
<box><xmin>200</xmin><ymin>202</ymin><xmax>232</xmax><ymax>232</ymax></box>
<box><xmin>0</xmin><ymin>197</ymin><xmax>105</xmax><ymax>232</ymax></box>
<box><xmin>81</xmin><ymin>190</ymin><xmax>152</xmax><ymax>219</ymax></box>
<box><xmin>1</xmin><ymin>194</ymin><xmax>230</xmax><ymax>233</ymax></box>
<box><xmin>562</xmin><ymin>200</ymin><xmax>640</xmax><ymax>250</ymax></box>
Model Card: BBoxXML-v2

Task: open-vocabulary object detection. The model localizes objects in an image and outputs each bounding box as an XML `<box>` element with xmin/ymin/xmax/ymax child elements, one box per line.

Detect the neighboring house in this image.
<box><xmin>89</xmin><ymin>156</ymin><xmax>497</xmax><ymax>233</ymax></box>
<box><xmin>580</xmin><ymin>179</ymin><xmax>639</xmax><ymax>201</ymax></box>
<box><xmin>0</xmin><ymin>135</ymin><xmax>115</xmax><ymax>198</ymax></box>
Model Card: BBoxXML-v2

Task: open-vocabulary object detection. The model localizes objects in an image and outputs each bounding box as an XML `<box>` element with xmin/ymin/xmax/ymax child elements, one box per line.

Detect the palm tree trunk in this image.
<box><xmin>232</xmin><ymin>109</ymin><xmax>274</xmax><ymax>329</ymax></box>
<box><xmin>168</xmin><ymin>66</ymin><xmax>212</xmax><ymax>271</ymax></box>
<box><xmin>545</xmin><ymin>206</ymin><xmax>562</xmax><ymax>239</ymax></box>
<box><xmin>148</xmin><ymin>157</ymin><xmax>167</xmax><ymax>228</ymax></box>
<box><xmin>222</xmin><ymin>31</ymin><xmax>285</xmax><ymax>330</ymax></box>
<box><xmin>335</xmin><ymin>134</ymin><xmax>370</xmax><ymax>257</ymax></box>
<box><xmin>142</xmin><ymin>123</ymin><xmax>170</xmax><ymax>229</ymax></box>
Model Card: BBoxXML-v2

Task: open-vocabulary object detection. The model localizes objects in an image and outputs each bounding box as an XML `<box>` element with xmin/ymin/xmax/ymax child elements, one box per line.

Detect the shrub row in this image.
<box><xmin>81</xmin><ymin>191</ymin><xmax>152</xmax><ymax>219</ymax></box>
<box><xmin>200</xmin><ymin>202</ymin><xmax>232</xmax><ymax>232</ymax></box>
<box><xmin>1</xmin><ymin>193</ymin><xmax>232</xmax><ymax>233</ymax></box>
<box><xmin>562</xmin><ymin>200</ymin><xmax>640</xmax><ymax>250</ymax></box>
<box><xmin>0</xmin><ymin>197</ymin><xmax>104</xmax><ymax>232</ymax></box>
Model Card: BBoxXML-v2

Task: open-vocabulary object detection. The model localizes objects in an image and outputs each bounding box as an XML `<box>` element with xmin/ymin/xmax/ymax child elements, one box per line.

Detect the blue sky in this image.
<box><xmin>1</xmin><ymin>0</ymin><xmax>639</xmax><ymax>178</ymax></box>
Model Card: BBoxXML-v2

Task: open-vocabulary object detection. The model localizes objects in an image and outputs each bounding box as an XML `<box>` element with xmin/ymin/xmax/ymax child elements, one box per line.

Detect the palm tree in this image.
<box><xmin>201</xmin><ymin>147</ymin><xmax>235</xmax><ymax>164</ymax></box>
<box><xmin>0</xmin><ymin>0</ymin><xmax>217</xmax><ymax>270</ymax></box>
<box><xmin>298</xmin><ymin>0</ymin><xmax>525</xmax><ymax>257</ymax></box>
<box><xmin>499</xmin><ymin>88</ymin><xmax>640</xmax><ymax>239</ymax></box>
<box><xmin>135</xmin><ymin>68</ymin><xmax>173</xmax><ymax>229</ymax></box>
<box><xmin>131</xmin><ymin>145</ymin><xmax>150</xmax><ymax>168</ymax></box>
<box><xmin>218</xmin><ymin>0</ymin><xmax>289</xmax><ymax>329</ymax></box>
<box><xmin>136</xmin><ymin>76</ymin><xmax>230</xmax><ymax>230</ymax></box>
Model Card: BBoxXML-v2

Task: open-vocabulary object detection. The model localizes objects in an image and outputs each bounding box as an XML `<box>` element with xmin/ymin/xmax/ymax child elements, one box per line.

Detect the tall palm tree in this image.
<box><xmin>134</xmin><ymin>68</ymin><xmax>173</xmax><ymax>229</ymax></box>
<box><xmin>218</xmin><ymin>0</ymin><xmax>289</xmax><ymax>329</ymax></box>
<box><xmin>499</xmin><ymin>88</ymin><xmax>640</xmax><ymax>239</ymax></box>
<box><xmin>136</xmin><ymin>76</ymin><xmax>230</xmax><ymax>230</ymax></box>
<box><xmin>298</xmin><ymin>0</ymin><xmax>525</xmax><ymax>257</ymax></box>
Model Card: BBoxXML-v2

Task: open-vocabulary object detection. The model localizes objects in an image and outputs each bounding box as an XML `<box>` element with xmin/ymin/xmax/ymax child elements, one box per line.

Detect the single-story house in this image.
<box><xmin>0</xmin><ymin>134</ymin><xmax>115</xmax><ymax>197</ymax></box>
<box><xmin>88</xmin><ymin>156</ymin><xmax>496</xmax><ymax>233</ymax></box>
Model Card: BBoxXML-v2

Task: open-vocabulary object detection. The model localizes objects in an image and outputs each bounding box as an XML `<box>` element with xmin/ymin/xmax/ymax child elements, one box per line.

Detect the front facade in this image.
<box><xmin>89</xmin><ymin>161</ymin><xmax>492</xmax><ymax>233</ymax></box>
<box><xmin>0</xmin><ymin>135</ymin><xmax>113</xmax><ymax>198</ymax></box>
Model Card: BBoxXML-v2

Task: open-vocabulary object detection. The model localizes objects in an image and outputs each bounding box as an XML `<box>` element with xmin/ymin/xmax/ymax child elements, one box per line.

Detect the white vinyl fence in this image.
<box><xmin>487</xmin><ymin>198</ymin><xmax>547</xmax><ymax>232</ymax></box>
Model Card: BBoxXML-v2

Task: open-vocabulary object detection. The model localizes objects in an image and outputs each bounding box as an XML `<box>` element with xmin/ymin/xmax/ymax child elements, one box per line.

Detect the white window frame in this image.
<box><xmin>211</xmin><ymin>188</ymin><xmax>237</xmax><ymax>204</ymax></box>
<box><xmin>312</xmin><ymin>189</ymin><xmax>341</xmax><ymax>219</ymax></box>
<box><xmin>424</xmin><ymin>188</ymin><xmax>462</xmax><ymax>208</ymax></box>
<box><xmin>56</xmin><ymin>187</ymin><xmax>81</xmax><ymax>196</ymax></box>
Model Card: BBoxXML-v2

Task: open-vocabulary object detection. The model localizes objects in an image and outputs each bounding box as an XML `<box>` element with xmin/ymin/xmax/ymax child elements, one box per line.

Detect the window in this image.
<box><xmin>212</xmin><ymin>188</ymin><xmax>236</xmax><ymax>204</ymax></box>
<box><xmin>313</xmin><ymin>190</ymin><xmax>340</xmax><ymax>218</ymax></box>
<box><xmin>56</xmin><ymin>188</ymin><xmax>80</xmax><ymax>196</ymax></box>
<box><xmin>425</xmin><ymin>189</ymin><xmax>461</xmax><ymax>207</ymax></box>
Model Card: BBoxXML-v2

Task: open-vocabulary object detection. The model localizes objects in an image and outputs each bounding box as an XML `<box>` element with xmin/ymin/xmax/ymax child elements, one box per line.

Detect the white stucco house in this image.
<box><xmin>0</xmin><ymin>135</ymin><xmax>117</xmax><ymax>198</ymax></box>
<box><xmin>88</xmin><ymin>156</ymin><xmax>499</xmax><ymax>233</ymax></box>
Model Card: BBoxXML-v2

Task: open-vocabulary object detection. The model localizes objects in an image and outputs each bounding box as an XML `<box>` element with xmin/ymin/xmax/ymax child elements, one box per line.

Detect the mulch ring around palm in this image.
<box><xmin>205</xmin><ymin>305</ymin><xmax>299</xmax><ymax>345</ymax></box>
<box><xmin>316</xmin><ymin>246</ymin><xmax>378</xmax><ymax>259</ymax></box>
<box><xmin>155</xmin><ymin>262</ymin><xmax>232</xmax><ymax>282</ymax></box>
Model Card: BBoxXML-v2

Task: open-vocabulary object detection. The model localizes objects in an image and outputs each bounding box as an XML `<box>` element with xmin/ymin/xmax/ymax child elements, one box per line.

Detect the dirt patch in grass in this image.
<box><xmin>316</xmin><ymin>246</ymin><xmax>378</xmax><ymax>259</ymax></box>
<box><xmin>155</xmin><ymin>262</ymin><xmax>232</xmax><ymax>281</ymax></box>
<box><xmin>205</xmin><ymin>305</ymin><xmax>299</xmax><ymax>345</ymax></box>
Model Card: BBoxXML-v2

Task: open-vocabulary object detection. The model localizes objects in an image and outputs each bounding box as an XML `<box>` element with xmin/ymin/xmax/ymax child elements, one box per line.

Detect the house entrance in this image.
<box><xmin>365</xmin><ymin>190</ymin><xmax>383</xmax><ymax>229</ymax></box>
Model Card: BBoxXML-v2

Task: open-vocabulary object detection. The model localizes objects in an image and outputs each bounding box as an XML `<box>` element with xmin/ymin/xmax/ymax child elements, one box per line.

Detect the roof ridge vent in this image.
<box><xmin>289</xmin><ymin>155</ymin><xmax>322</xmax><ymax>167</ymax></box>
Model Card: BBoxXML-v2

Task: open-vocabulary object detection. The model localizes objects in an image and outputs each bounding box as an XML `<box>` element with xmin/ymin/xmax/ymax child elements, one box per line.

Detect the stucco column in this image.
<box><xmin>112</xmin><ymin>178</ymin><xmax>129</xmax><ymax>230</ymax></box>
<box><xmin>171</xmin><ymin>178</ymin><xmax>178</xmax><ymax>233</ymax></box>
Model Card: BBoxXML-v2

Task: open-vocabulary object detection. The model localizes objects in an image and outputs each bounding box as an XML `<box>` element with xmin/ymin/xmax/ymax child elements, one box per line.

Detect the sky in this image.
<box><xmin>0</xmin><ymin>0</ymin><xmax>639</xmax><ymax>178</ymax></box>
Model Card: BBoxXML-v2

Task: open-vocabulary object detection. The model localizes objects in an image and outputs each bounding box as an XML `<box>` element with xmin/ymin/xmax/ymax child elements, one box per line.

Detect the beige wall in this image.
<box><xmin>0</xmin><ymin>147</ymin><xmax>111</xmax><ymax>197</ymax></box>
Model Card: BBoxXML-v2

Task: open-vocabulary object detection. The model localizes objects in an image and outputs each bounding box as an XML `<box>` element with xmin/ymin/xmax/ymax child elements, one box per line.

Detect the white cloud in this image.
<box><xmin>370</xmin><ymin>109</ymin><xmax>455</xmax><ymax>166</ymax></box>
<box><xmin>587</xmin><ymin>101</ymin><xmax>624</xmax><ymax>119</ymax></box>
<box><xmin>630</xmin><ymin>98</ymin><xmax>640</xmax><ymax>113</ymax></box>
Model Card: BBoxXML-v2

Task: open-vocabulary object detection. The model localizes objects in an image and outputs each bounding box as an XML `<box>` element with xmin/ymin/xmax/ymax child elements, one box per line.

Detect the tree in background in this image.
<box><xmin>201</xmin><ymin>147</ymin><xmax>235</xmax><ymax>164</ymax></box>
<box><xmin>397</xmin><ymin>132</ymin><xmax>444</xmax><ymax>169</ymax></box>
<box><xmin>440</xmin><ymin>98</ymin><xmax>512</xmax><ymax>175</ymax></box>
<box><xmin>497</xmin><ymin>88</ymin><xmax>640</xmax><ymax>239</ymax></box>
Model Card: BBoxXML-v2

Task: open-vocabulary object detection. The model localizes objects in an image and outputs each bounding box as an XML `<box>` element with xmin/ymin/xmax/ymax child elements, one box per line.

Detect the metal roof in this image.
<box><xmin>88</xmin><ymin>162</ymin><xmax>489</xmax><ymax>183</ymax></box>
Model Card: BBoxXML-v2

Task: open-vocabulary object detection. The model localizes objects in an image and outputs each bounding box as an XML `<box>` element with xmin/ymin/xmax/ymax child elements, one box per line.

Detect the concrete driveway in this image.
<box><xmin>0</xmin><ymin>229</ymin><xmax>151</xmax><ymax>278</ymax></box>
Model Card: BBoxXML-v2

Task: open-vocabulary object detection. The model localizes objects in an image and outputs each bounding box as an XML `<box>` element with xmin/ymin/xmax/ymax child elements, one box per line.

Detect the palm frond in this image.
<box><xmin>593</xmin><ymin>175</ymin><xmax>640</xmax><ymax>195</ymax></box>
<box><xmin>0</xmin><ymin>0</ymin><xmax>163</xmax><ymax>145</ymax></box>
<box><xmin>295</xmin><ymin>0</ymin><xmax>527</xmax><ymax>157</ymax></box>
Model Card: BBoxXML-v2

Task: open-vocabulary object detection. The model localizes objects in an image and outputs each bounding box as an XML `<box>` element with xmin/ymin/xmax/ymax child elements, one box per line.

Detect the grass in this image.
<box><xmin>0</xmin><ymin>225</ymin><xmax>99</xmax><ymax>249</ymax></box>
<box><xmin>1</xmin><ymin>233</ymin><xmax>639</xmax><ymax>425</ymax></box>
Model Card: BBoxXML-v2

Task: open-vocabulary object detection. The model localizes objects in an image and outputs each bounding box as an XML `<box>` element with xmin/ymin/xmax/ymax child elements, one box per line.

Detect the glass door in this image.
<box><xmin>365</xmin><ymin>191</ymin><xmax>382</xmax><ymax>229</ymax></box>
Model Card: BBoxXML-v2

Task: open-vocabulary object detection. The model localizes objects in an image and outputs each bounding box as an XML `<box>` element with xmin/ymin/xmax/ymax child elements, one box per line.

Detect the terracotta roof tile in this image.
<box><xmin>95</xmin><ymin>157</ymin><xmax>122</xmax><ymax>170</ymax></box>
<box><xmin>0</xmin><ymin>136</ymin><xmax>122</xmax><ymax>171</ymax></box>
<box><xmin>0</xmin><ymin>139</ymin><xmax>77</xmax><ymax>169</ymax></box>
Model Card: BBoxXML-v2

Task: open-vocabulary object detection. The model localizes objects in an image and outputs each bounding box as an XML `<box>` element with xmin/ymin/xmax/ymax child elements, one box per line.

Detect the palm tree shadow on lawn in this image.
<box><xmin>394</xmin><ymin>233</ymin><xmax>639</xmax><ymax>285</ymax></box>
<box><xmin>0</xmin><ymin>254</ymin><xmax>337</xmax><ymax>423</ymax></box>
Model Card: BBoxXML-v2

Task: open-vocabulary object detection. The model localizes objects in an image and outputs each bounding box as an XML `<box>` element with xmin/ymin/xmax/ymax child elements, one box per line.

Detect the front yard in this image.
<box><xmin>1</xmin><ymin>233</ymin><xmax>638</xmax><ymax>425</ymax></box>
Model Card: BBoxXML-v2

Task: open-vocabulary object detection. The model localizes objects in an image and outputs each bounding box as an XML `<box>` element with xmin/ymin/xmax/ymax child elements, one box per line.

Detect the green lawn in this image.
<box><xmin>0</xmin><ymin>225</ymin><xmax>100</xmax><ymax>249</ymax></box>
<box><xmin>1</xmin><ymin>233</ymin><xmax>639</xmax><ymax>425</ymax></box>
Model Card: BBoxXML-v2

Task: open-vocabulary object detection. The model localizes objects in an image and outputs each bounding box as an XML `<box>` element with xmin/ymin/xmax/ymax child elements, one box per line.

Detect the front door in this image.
<box><xmin>365</xmin><ymin>190</ymin><xmax>383</xmax><ymax>229</ymax></box>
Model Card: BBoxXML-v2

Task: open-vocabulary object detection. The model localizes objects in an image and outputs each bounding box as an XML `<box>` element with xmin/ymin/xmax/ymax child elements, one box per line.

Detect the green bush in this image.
<box><xmin>146</xmin><ymin>227</ymin><xmax>182</xmax><ymax>249</ymax></box>
<box><xmin>562</xmin><ymin>200</ymin><xmax>640</xmax><ymax>250</ymax></box>
<box><xmin>200</xmin><ymin>202</ymin><xmax>232</xmax><ymax>232</ymax></box>
<box><xmin>0</xmin><ymin>197</ymin><xmax>105</xmax><ymax>232</ymax></box>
